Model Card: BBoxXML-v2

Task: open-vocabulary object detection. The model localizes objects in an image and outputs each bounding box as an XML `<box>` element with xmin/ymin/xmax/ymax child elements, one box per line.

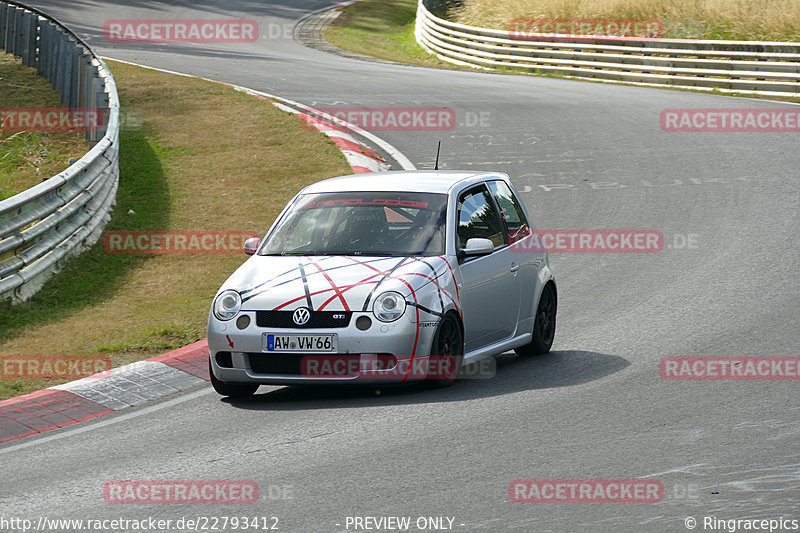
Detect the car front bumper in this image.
<box><xmin>208</xmin><ymin>311</ymin><xmax>438</xmax><ymax>385</ymax></box>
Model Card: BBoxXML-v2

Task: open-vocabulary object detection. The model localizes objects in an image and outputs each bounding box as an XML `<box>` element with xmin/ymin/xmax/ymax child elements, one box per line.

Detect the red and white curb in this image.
<box><xmin>0</xmin><ymin>340</ymin><xmax>210</xmax><ymax>443</ymax></box>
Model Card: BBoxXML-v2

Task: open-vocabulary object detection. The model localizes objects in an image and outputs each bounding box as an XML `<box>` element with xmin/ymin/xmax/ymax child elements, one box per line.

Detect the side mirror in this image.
<box><xmin>463</xmin><ymin>237</ymin><xmax>494</xmax><ymax>256</ymax></box>
<box><xmin>243</xmin><ymin>237</ymin><xmax>260</xmax><ymax>255</ymax></box>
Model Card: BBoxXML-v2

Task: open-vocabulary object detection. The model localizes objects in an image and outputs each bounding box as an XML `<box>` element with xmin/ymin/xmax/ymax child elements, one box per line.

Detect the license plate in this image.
<box><xmin>264</xmin><ymin>334</ymin><xmax>337</xmax><ymax>352</ymax></box>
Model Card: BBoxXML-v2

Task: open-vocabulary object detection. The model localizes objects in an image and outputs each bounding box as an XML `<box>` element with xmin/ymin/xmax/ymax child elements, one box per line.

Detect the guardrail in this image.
<box><xmin>0</xmin><ymin>0</ymin><xmax>119</xmax><ymax>304</ymax></box>
<box><xmin>416</xmin><ymin>0</ymin><xmax>800</xmax><ymax>96</ymax></box>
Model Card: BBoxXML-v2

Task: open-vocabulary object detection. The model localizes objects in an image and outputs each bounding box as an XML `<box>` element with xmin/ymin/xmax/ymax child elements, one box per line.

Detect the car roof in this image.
<box><xmin>299</xmin><ymin>170</ymin><xmax>509</xmax><ymax>195</ymax></box>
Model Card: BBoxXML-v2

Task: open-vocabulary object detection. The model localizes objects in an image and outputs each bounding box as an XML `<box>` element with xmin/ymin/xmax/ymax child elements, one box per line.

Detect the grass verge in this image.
<box><xmin>0</xmin><ymin>53</ymin><xmax>90</xmax><ymax>201</ymax></box>
<box><xmin>324</xmin><ymin>0</ymin><xmax>453</xmax><ymax>67</ymax></box>
<box><xmin>0</xmin><ymin>60</ymin><xmax>351</xmax><ymax>401</ymax></box>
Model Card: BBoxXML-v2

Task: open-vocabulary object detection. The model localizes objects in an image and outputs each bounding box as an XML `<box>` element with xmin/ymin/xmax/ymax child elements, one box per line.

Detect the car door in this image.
<box><xmin>487</xmin><ymin>179</ymin><xmax>544</xmax><ymax>332</ymax></box>
<box><xmin>456</xmin><ymin>184</ymin><xmax>521</xmax><ymax>354</ymax></box>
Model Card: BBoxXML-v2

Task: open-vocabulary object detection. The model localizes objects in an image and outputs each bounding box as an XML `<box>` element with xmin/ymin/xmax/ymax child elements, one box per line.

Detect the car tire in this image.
<box><xmin>425</xmin><ymin>313</ymin><xmax>464</xmax><ymax>387</ymax></box>
<box><xmin>209</xmin><ymin>360</ymin><xmax>259</xmax><ymax>397</ymax></box>
<box><xmin>515</xmin><ymin>282</ymin><xmax>556</xmax><ymax>356</ymax></box>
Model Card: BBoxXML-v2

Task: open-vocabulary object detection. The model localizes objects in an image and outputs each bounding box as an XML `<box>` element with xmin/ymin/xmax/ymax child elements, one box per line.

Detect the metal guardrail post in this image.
<box><xmin>7</xmin><ymin>6</ymin><xmax>17</xmax><ymax>54</ymax></box>
<box><xmin>21</xmin><ymin>9</ymin><xmax>33</xmax><ymax>66</ymax></box>
<box><xmin>36</xmin><ymin>18</ymin><xmax>49</xmax><ymax>76</ymax></box>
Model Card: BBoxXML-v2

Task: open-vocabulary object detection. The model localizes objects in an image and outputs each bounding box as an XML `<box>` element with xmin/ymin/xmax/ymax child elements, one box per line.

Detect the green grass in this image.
<box><xmin>324</xmin><ymin>0</ymin><xmax>454</xmax><ymax>67</ymax></box>
<box><xmin>0</xmin><ymin>60</ymin><xmax>352</xmax><ymax>400</ymax></box>
<box><xmin>0</xmin><ymin>53</ymin><xmax>90</xmax><ymax>200</ymax></box>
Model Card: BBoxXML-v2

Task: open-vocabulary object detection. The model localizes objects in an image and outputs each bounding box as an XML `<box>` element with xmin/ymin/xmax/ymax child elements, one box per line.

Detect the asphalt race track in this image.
<box><xmin>1</xmin><ymin>1</ymin><xmax>799</xmax><ymax>531</ymax></box>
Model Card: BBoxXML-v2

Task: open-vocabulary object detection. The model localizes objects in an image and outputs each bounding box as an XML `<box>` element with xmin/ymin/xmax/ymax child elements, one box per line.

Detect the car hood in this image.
<box><xmin>223</xmin><ymin>255</ymin><xmax>456</xmax><ymax>313</ymax></box>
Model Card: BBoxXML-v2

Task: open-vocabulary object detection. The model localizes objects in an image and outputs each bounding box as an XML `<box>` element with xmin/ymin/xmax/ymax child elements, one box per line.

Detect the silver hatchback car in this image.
<box><xmin>207</xmin><ymin>171</ymin><xmax>556</xmax><ymax>396</ymax></box>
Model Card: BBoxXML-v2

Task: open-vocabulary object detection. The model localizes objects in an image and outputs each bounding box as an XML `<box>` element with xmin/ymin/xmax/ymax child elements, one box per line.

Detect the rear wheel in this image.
<box><xmin>515</xmin><ymin>283</ymin><xmax>556</xmax><ymax>356</ymax></box>
<box><xmin>209</xmin><ymin>360</ymin><xmax>259</xmax><ymax>397</ymax></box>
<box><xmin>425</xmin><ymin>313</ymin><xmax>464</xmax><ymax>387</ymax></box>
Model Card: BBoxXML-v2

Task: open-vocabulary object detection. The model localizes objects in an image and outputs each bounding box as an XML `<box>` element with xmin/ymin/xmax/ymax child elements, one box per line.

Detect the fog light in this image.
<box><xmin>356</xmin><ymin>316</ymin><xmax>372</xmax><ymax>330</ymax></box>
<box><xmin>215</xmin><ymin>351</ymin><xmax>233</xmax><ymax>368</ymax></box>
<box><xmin>236</xmin><ymin>314</ymin><xmax>250</xmax><ymax>330</ymax></box>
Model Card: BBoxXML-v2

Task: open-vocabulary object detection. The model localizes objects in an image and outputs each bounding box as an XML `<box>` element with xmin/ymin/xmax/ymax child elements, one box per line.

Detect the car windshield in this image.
<box><xmin>261</xmin><ymin>191</ymin><xmax>448</xmax><ymax>256</ymax></box>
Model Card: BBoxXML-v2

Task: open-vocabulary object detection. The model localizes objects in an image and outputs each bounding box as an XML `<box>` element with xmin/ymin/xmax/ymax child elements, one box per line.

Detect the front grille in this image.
<box><xmin>255</xmin><ymin>310</ymin><xmax>353</xmax><ymax>329</ymax></box>
<box><xmin>248</xmin><ymin>353</ymin><xmax>394</xmax><ymax>375</ymax></box>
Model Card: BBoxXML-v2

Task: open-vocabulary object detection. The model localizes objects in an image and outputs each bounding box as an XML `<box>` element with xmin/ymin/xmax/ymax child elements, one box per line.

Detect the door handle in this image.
<box><xmin>510</xmin><ymin>263</ymin><xmax>520</xmax><ymax>273</ymax></box>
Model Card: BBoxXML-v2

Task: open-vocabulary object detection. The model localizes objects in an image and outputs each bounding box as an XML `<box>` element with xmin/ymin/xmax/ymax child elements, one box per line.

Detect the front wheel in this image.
<box><xmin>515</xmin><ymin>283</ymin><xmax>556</xmax><ymax>356</ymax></box>
<box><xmin>425</xmin><ymin>313</ymin><xmax>464</xmax><ymax>387</ymax></box>
<box><xmin>209</xmin><ymin>360</ymin><xmax>259</xmax><ymax>397</ymax></box>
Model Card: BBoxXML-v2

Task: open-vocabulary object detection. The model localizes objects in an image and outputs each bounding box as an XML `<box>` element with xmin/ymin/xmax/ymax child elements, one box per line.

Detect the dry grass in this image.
<box><xmin>453</xmin><ymin>0</ymin><xmax>800</xmax><ymax>40</ymax></box>
<box><xmin>0</xmin><ymin>60</ymin><xmax>351</xmax><ymax>400</ymax></box>
<box><xmin>0</xmin><ymin>53</ymin><xmax>90</xmax><ymax>200</ymax></box>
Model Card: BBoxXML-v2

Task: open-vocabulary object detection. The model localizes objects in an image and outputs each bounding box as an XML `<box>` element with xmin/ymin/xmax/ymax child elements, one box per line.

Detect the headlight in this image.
<box><xmin>213</xmin><ymin>290</ymin><xmax>241</xmax><ymax>321</ymax></box>
<box><xmin>373</xmin><ymin>291</ymin><xmax>406</xmax><ymax>322</ymax></box>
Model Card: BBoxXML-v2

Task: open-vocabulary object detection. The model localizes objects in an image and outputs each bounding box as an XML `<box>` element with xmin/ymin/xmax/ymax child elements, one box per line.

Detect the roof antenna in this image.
<box><xmin>434</xmin><ymin>140</ymin><xmax>441</xmax><ymax>170</ymax></box>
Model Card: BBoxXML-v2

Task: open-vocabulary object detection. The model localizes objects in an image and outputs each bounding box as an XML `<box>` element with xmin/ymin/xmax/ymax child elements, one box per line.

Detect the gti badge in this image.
<box><xmin>292</xmin><ymin>307</ymin><xmax>311</xmax><ymax>326</ymax></box>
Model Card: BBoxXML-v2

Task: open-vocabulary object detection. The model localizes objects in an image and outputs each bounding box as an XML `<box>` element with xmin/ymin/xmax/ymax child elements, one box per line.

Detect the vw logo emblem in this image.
<box><xmin>292</xmin><ymin>307</ymin><xmax>311</xmax><ymax>326</ymax></box>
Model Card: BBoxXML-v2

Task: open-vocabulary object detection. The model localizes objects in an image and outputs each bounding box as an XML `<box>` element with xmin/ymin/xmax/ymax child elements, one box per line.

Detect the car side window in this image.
<box><xmin>488</xmin><ymin>180</ymin><xmax>531</xmax><ymax>244</ymax></box>
<box><xmin>456</xmin><ymin>186</ymin><xmax>506</xmax><ymax>249</ymax></box>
